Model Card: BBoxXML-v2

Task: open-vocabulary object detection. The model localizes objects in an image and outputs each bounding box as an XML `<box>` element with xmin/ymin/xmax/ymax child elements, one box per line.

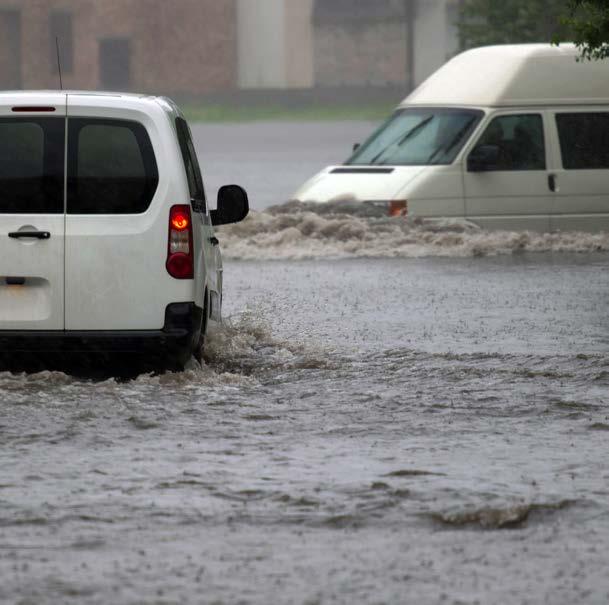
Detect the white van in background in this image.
<box><xmin>0</xmin><ymin>92</ymin><xmax>248</xmax><ymax>371</ymax></box>
<box><xmin>292</xmin><ymin>44</ymin><xmax>609</xmax><ymax>232</ymax></box>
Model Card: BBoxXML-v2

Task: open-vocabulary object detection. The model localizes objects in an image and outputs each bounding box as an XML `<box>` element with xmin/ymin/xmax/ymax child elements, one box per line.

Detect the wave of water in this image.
<box><xmin>218</xmin><ymin>201</ymin><xmax>609</xmax><ymax>260</ymax></box>
<box><xmin>0</xmin><ymin>309</ymin><xmax>328</xmax><ymax>388</ymax></box>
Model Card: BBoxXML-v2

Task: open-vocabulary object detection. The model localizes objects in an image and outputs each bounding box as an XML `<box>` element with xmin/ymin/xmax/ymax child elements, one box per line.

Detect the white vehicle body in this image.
<box><xmin>0</xmin><ymin>91</ymin><xmax>247</xmax><ymax>369</ymax></box>
<box><xmin>292</xmin><ymin>44</ymin><xmax>609</xmax><ymax>232</ymax></box>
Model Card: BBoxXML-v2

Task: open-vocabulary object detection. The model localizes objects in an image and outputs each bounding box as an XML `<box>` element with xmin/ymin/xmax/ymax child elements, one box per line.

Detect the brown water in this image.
<box><xmin>2</xmin><ymin>253</ymin><xmax>609</xmax><ymax>604</ymax></box>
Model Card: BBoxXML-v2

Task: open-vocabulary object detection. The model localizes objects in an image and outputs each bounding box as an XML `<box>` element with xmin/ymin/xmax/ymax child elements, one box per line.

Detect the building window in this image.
<box><xmin>50</xmin><ymin>11</ymin><xmax>73</xmax><ymax>74</ymax></box>
<box><xmin>99</xmin><ymin>38</ymin><xmax>131</xmax><ymax>91</ymax></box>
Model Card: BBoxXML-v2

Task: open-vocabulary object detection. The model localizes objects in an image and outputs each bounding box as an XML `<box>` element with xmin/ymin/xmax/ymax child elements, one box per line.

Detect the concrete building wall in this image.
<box><xmin>237</xmin><ymin>0</ymin><xmax>285</xmax><ymax>88</ymax></box>
<box><xmin>311</xmin><ymin>0</ymin><xmax>459</xmax><ymax>91</ymax></box>
<box><xmin>312</xmin><ymin>0</ymin><xmax>409</xmax><ymax>88</ymax></box>
<box><xmin>237</xmin><ymin>0</ymin><xmax>313</xmax><ymax>89</ymax></box>
<box><xmin>0</xmin><ymin>0</ymin><xmax>461</xmax><ymax>96</ymax></box>
<box><xmin>413</xmin><ymin>0</ymin><xmax>460</xmax><ymax>87</ymax></box>
<box><xmin>284</xmin><ymin>0</ymin><xmax>314</xmax><ymax>88</ymax></box>
<box><xmin>0</xmin><ymin>0</ymin><xmax>237</xmax><ymax>96</ymax></box>
<box><xmin>314</xmin><ymin>20</ymin><xmax>408</xmax><ymax>87</ymax></box>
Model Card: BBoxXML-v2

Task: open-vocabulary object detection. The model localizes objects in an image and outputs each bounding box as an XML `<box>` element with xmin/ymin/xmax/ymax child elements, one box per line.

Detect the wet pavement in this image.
<box><xmin>192</xmin><ymin>120</ymin><xmax>377</xmax><ymax>209</ymax></box>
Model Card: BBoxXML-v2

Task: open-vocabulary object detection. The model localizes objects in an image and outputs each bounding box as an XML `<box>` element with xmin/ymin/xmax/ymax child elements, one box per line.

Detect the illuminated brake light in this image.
<box><xmin>166</xmin><ymin>205</ymin><xmax>194</xmax><ymax>279</ymax></box>
<box><xmin>388</xmin><ymin>200</ymin><xmax>408</xmax><ymax>217</ymax></box>
<box><xmin>171</xmin><ymin>213</ymin><xmax>189</xmax><ymax>231</ymax></box>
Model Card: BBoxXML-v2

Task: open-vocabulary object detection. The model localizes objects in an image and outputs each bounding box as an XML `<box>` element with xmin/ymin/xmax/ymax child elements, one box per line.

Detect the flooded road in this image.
<box><xmin>1</xmin><ymin>123</ymin><xmax>609</xmax><ymax>604</ymax></box>
<box><xmin>2</xmin><ymin>254</ymin><xmax>609</xmax><ymax>604</ymax></box>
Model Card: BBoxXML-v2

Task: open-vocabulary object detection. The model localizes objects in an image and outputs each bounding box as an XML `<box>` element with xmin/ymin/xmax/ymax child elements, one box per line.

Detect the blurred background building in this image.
<box><xmin>0</xmin><ymin>0</ymin><xmax>460</xmax><ymax>100</ymax></box>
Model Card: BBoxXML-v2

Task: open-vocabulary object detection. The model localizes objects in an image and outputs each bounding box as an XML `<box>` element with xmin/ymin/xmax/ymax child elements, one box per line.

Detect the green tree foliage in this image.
<box><xmin>562</xmin><ymin>1</ymin><xmax>609</xmax><ymax>59</ymax></box>
<box><xmin>458</xmin><ymin>0</ymin><xmax>570</xmax><ymax>49</ymax></box>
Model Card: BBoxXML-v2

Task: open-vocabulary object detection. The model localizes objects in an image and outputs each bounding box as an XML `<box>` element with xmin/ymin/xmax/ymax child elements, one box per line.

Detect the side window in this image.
<box><xmin>0</xmin><ymin>118</ymin><xmax>64</xmax><ymax>214</ymax></box>
<box><xmin>556</xmin><ymin>113</ymin><xmax>609</xmax><ymax>169</ymax></box>
<box><xmin>67</xmin><ymin>118</ymin><xmax>158</xmax><ymax>214</ymax></box>
<box><xmin>473</xmin><ymin>114</ymin><xmax>546</xmax><ymax>171</ymax></box>
<box><xmin>175</xmin><ymin>117</ymin><xmax>206</xmax><ymax>213</ymax></box>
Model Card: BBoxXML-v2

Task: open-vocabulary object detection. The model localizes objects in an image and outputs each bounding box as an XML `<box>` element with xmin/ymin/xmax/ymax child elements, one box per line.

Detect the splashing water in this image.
<box><xmin>217</xmin><ymin>200</ymin><xmax>609</xmax><ymax>260</ymax></box>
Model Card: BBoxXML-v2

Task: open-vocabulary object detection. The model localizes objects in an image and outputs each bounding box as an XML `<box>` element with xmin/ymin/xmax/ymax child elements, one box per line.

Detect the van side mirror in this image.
<box><xmin>467</xmin><ymin>144</ymin><xmax>500</xmax><ymax>172</ymax></box>
<box><xmin>211</xmin><ymin>185</ymin><xmax>249</xmax><ymax>226</ymax></box>
<box><xmin>353</xmin><ymin>143</ymin><xmax>361</xmax><ymax>152</ymax></box>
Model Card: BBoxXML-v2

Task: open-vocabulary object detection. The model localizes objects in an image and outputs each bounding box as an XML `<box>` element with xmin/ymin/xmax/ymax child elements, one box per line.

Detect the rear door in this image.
<box><xmin>0</xmin><ymin>97</ymin><xmax>66</xmax><ymax>331</ymax></box>
<box><xmin>463</xmin><ymin>111</ymin><xmax>553</xmax><ymax>231</ymax></box>
<box><xmin>65</xmin><ymin>97</ymin><xmax>166</xmax><ymax>330</ymax></box>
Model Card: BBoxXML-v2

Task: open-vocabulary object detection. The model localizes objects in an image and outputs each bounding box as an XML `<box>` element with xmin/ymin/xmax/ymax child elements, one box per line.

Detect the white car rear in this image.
<box><xmin>0</xmin><ymin>91</ymin><xmax>248</xmax><ymax>371</ymax></box>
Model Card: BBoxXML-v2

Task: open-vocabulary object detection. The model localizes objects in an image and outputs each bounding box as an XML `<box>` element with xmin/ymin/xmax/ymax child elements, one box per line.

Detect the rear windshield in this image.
<box><xmin>67</xmin><ymin>118</ymin><xmax>158</xmax><ymax>214</ymax></box>
<box><xmin>347</xmin><ymin>108</ymin><xmax>483</xmax><ymax>166</ymax></box>
<box><xmin>0</xmin><ymin>117</ymin><xmax>65</xmax><ymax>214</ymax></box>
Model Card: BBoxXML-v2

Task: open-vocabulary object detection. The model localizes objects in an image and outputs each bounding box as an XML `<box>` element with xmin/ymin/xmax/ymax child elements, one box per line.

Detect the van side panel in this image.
<box><xmin>404</xmin><ymin>166</ymin><xmax>465</xmax><ymax>218</ymax></box>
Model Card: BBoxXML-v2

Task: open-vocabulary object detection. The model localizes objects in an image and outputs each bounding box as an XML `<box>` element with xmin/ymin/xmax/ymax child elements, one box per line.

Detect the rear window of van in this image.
<box><xmin>67</xmin><ymin>118</ymin><xmax>158</xmax><ymax>214</ymax></box>
<box><xmin>0</xmin><ymin>118</ymin><xmax>64</xmax><ymax>214</ymax></box>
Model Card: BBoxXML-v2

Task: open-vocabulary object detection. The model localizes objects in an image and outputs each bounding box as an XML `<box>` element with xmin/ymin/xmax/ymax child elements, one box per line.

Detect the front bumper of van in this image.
<box><xmin>0</xmin><ymin>303</ymin><xmax>203</xmax><ymax>369</ymax></box>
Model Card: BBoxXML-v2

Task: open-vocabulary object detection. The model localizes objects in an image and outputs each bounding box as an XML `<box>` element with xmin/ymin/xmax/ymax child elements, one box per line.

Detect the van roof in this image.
<box><xmin>0</xmin><ymin>90</ymin><xmax>180</xmax><ymax>116</ymax></box>
<box><xmin>401</xmin><ymin>44</ymin><xmax>609</xmax><ymax>108</ymax></box>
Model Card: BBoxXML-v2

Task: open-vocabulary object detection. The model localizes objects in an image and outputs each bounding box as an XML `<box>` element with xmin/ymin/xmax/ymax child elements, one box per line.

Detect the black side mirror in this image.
<box><xmin>353</xmin><ymin>143</ymin><xmax>361</xmax><ymax>152</ymax></box>
<box><xmin>211</xmin><ymin>185</ymin><xmax>249</xmax><ymax>226</ymax></box>
<box><xmin>467</xmin><ymin>144</ymin><xmax>500</xmax><ymax>172</ymax></box>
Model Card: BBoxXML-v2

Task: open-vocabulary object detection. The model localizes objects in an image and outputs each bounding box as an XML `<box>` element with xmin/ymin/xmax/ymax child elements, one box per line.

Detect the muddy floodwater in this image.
<box><xmin>2</xmin><ymin>123</ymin><xmax>609</xmax><ymax>604</ymax></box>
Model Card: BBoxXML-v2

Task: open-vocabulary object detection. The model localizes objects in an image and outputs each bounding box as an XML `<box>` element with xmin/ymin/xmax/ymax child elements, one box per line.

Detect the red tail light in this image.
<box><xmin>166</xmin><ymin>205</ymin><xmax>194</xmax><ymax>279</ymax></box>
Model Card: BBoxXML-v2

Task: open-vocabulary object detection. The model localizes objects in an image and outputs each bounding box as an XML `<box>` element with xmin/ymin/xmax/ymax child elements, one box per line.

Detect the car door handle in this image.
<box><xmin>8</xmin><ymin>231</ymin><xmax>51</xmax><ymax>240</ymax></box>
<box><xmin>548</xmin><ymin>174</ymin><xmax>557</xmax><ymax>193</ymax></box>
<box><xmin>209</xmin><ymin>236</ymin><xmax>219</xmax><ymax>246</ymax></box>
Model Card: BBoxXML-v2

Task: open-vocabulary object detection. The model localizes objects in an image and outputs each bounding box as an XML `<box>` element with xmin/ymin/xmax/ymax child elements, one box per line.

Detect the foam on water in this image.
<box><xmin>0</xmin><ymin>309</ymin><xmax>327</xmax><ymax>390</ymax></box>
<box><xmin>218</xmin><ymin>201</ymin><xmax>609</xmax><ymax>260</ymax></box>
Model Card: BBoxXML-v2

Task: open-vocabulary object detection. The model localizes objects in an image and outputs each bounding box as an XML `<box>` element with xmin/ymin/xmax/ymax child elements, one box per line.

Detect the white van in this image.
<box><xmin>0</xmin><ymin>91</ymin><xmax>248</xmax><ymax>370</ymax></box>
<box><xmin>292</xmin><ymin>44</ymin><xmax>609</xmax><ymax>232</ymax></box>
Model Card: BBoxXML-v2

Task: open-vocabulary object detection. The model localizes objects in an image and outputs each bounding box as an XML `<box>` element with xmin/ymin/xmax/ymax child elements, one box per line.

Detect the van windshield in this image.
<box><xmin>347</xmin><ymin>108</ymin><xmax>483</xmax><ymax>166</ymax></box>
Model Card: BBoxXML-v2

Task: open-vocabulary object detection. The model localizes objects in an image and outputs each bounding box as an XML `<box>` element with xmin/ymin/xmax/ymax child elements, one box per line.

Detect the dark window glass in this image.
<box><xmin>50</xmin><ymin>11</ymin><xmax>73</xmax><ymax>74</ymax></box>
<box><xmin>176</xmin><ymin>117</ymin><xmax>206</xmax><ymax>212</ymax></box>
<box><xmin>473</xmin><ymin>114</ymin><xmax>546</xmax><ymax>171</ymax></box>
<box><xmin>556</xmin><ymin>113</ymin><xmax>609</xmax><ymax>169</ymax></box>
<box><xmin>0</xmin><ymin>118</ymin><xmax>64</xmax><ymax>214</ymax></box>
<box><xmin>67</xmin><ymin>118</ymin><xmax>158</xmax><ymax>214</ymax></box>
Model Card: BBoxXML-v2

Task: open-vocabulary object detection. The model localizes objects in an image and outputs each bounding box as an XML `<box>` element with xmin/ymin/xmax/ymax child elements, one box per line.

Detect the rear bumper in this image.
<box><xmin>0</xmin><ymin>303</ymin><xmax>203</xmax><ymax>360</ymax></box>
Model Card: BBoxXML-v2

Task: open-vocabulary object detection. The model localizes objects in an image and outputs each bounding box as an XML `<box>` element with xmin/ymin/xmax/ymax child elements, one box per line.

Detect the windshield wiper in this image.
<box><xmin>369</xmin><ymin>115</ymin><xmax>434</xmax><ymax>165</ymax></box>
<box><xmin>426</xmin><ymin>117</ymin><xmax>476</xmax><ymax>165</ymax></box>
